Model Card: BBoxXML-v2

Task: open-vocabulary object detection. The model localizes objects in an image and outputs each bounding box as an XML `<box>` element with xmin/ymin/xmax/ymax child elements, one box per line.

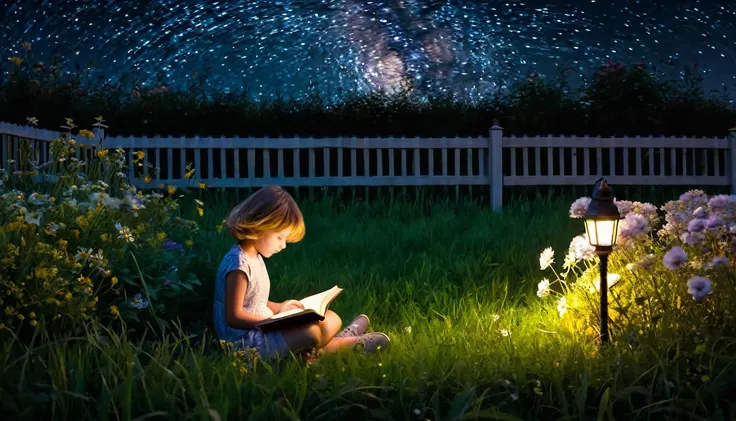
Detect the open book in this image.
<box><xmin>256</xmin><ymin>285</ymin><xmax>343</xmax><ymax>331</ymax></box>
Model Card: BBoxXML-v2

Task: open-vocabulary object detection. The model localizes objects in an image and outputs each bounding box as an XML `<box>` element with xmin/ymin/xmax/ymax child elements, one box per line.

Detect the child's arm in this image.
<box><xmin>225</xmin><ymin>271</ymin><xmax>270</xmax><ymax>330</ymax></box>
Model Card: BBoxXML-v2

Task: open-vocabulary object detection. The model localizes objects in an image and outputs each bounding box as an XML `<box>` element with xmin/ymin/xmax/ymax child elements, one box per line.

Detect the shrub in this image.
<box><xmin>0</xmin><ymin>118</ymin><xmax>204</xmax><ymax>338</ymax></box>
<box><xmin>2</xmin><ymin>43</ymin><xmax>735</xmax><ymax>138</ymax></box>
<box><xmin>535</xmin><ymin>190</ymin><xmax>736</xmax><ymax>385</ymax></box>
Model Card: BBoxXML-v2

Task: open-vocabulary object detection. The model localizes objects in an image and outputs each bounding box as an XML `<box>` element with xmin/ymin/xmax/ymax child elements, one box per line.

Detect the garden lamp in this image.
<box><xmin>583</xmin><ymin>177</ymin><xmax>622</xmax><ymax>344</ymax></box>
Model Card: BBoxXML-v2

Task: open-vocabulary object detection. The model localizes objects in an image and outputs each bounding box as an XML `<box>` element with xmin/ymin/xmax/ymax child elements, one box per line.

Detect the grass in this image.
<box><xmin>2</xmin><ymin>186</ymin><xmax>735</xmax><ymax>420</ymax></box>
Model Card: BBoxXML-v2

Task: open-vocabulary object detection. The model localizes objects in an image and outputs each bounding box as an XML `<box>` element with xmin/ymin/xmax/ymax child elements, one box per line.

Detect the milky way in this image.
<box><xmin>1</xmin><ymin>0</ymin><xmax>735</xmax><ymax>102</ymax></box>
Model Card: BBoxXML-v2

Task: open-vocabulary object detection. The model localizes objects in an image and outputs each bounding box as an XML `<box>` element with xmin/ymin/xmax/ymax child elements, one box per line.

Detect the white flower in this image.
<box><xmin>687</xmin><ymin>276</ymin><xmax>712</xmax><ymax>301</ymax></box>
<box><xmin>537</xmin><ymin>278</ymin><xmax>551</xmax><ymax>297</ymax></box>
<box><xmin>557</xmin><ymin>297</ymin><xmax>567</xmax><ymax>318</ymax></box>
<box><xmin>569</xmin><ymin>197</ymin><xmax>591</xmax><ymax>218</ymax></box>
<box><xmin>593</xmin><ymin>273</ymin><xmax>622</xmax><ymax>292</ymax></box>
<box><xmin>404</xmin><ymin>326</ymin><xmax>412</xmax><ymax>334</ymax></box>
<box><xmin>492</xmin><ymin>314</ymin><xmax>500</xmax><ymax>322</ymax></box>
<box><xmin>539</xmin><ymin>247</ymin><xmax>555</xmax><ymax>270</ymax></box>
<box><xmin>500</xmin><ymin>329</ymin><xmax>510</xmax><ymax>337</ymax></box>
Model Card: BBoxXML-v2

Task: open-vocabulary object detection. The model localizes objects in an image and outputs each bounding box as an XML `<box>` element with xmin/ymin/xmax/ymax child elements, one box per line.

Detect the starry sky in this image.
<box><xmin>1</xmin><ymin>0</ymin><xmax>735</xmax><ymax>102</ymax></box>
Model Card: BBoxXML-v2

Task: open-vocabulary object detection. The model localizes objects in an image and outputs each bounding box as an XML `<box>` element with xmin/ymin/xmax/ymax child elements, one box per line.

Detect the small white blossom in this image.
<box><xmin>539</xmin><ymin>247</ymin><xmax>555</xmax><ymax>270</ymax></box>
<box><xmin>557</xmin><ymin>297</ymin><xmax>567</xmax><ymax>318</ymax></box>
<box><xmin>537</xmin><ymin>278</ymin><xmax>551</xmax><ymax>297</ymax></box>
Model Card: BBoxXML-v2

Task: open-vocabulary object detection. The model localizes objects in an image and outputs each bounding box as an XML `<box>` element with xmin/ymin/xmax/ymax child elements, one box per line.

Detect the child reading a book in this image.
<box><xmin>213</xmin><ymin>186</ymin><xmax>390</xmax><ymax>360</ymax></box>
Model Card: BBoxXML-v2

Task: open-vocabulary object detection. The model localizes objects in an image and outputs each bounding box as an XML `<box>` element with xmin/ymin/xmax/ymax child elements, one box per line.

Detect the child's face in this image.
<box><xmin>255</xmin><ymin>228</ymin><xmax>291</xmax><ymax>258</ymax></box>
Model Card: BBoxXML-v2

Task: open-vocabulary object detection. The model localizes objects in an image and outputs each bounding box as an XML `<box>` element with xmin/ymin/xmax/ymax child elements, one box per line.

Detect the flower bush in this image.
<box><xmin>0</xmin><ymin>118</ymin><xmax>204</xmax><ymax>337</ymax></box>
<box><xmin>537</xmin><ymin>191</ymin><xmax>736</xmax><ymax>352</ymax></box>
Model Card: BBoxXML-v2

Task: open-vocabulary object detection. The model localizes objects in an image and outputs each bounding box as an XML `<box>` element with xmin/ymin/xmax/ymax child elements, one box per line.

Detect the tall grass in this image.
<box><xmin>2</xmin><ymin>189</ymin><xmax>735</xmax><ymax>420</ymax></box>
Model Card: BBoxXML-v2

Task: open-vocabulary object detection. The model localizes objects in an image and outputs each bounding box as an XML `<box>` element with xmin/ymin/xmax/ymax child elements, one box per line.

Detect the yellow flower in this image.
<box><xmin>156</xmin><ymin>232</ymin><xmax>167</xmax><ymax>241</ymax></box>
<box><xmin>30</xmin><ymin>320</ymin><xmax>38</xmax><ymax>327</ymax></box>
<box><xmin>9</xmin><ymin>57</ymin><xmax>23</xmax><ymax>66</ymax></box>
<box><xmin>72</xmin><ymin>230</ymin><xmax>80</xmax><ymax>240</ymax></box>
<box><xmin>49</xmin><ymin>197</ymin><xmax>56</xmax><ymax>203</ymax></box>
<box><xmin>167</xmin><ymin>185</ymin><xmax>176</xmax><ymax>195</ymax></box>
<box><xmin>111</xmin><ymin>276</ymin><xmax>118</xmax><ymax>285</ymax></box>
<box><xmin>76</xmin><ymin>215</ymin><xmax>89</xmax><ymax>229</ymax></box>
<box><xmin>185</xmin><ymin>240</ymin><xmax>193</xmax><ymax>248</ymax></box>
<box><xmin>95</xmin><ymin>115</ymin><xmax>104</xmax><ymax>122</ymax></box>
<box><xmin>64</xmin><ymin>292</ymin><xmax>72</xmax><ymax>301</ymax></box>
<box><xmin>110</xmin><ymin>305</ymin><xmax>120</xmax><ymax>317</ymax></box>
<box><xmin>0</xmin><ymin>323</ymin><xmax>5</xmax><ymax>330</ymax></box>
<box><xmin>79</xmin><ymin>130</ymin><xmax>95</xmax><ymax>139</ymax></box>
<box><xmin>134</xmin><ymin>151</ymin><xmax>145</xmax><ymax>160</ymax></box>
<box><xmin>29</xmin><ymin>312</ymin><xmax>36</xmax><ymax>319</ymax></box>
<box><xmin>199</xmin><ymin>183</ymin><xmax>207</xmax><ymax>190</ymax></box>
<box><xmin>144</xmin><ymin>175</ymin><xmax>153</xmax><ymax>183</ymax></box>
<box><xmin>65</xmin><ymin>118</ymin><xmax>75</xmax><ymax>127</ymax></box>
<box><xmin>17</xmin><ymin>314</ymin><xmax>25</xmax><ymax>320</ymax></box>
<box><xmin>96</xmin><ymin>149</ymin><xmax>109</xmax><ymax>159</ymax></box>
<box><xmin>100</xmin><ymin>233</ymin><xmax>109</xmax><ymax>242</ymax></box>
<box><xmin>184</xmin><ymin>163</ymin><xmax>195</xmax><ymax>179</ymax></box>
<box><xmin>197</xmin><ymin>207</ymin><xmax>204</xmax><ymax>217</ymax></box>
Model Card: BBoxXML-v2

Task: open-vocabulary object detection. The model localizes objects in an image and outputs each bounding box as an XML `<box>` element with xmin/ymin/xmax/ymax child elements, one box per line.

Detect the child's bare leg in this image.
<box><xmin>317</xmin><ymin>310</ymin><xmax>360</xmax><ymax>353</ymax></box>
<box><xmin>279</xmin><ymin>310</ymin><xmax>359</xmax><ymax>355</ymax></box>
<box><xmin>322</xmin><ymin>336</ymin><xmax>359</xmax><ymax>353</ymax></box>
<box><xmin>280</xmin><ymin>323</ymin><xmax>322</xmax><ymax>353</ymax></box>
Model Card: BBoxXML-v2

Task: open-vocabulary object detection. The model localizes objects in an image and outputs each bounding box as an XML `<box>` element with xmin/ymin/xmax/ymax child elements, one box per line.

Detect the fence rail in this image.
<box><xmin>1</xmin><ymin>121</ymin><xmax>734</xmax><ymax>210</ymax></box>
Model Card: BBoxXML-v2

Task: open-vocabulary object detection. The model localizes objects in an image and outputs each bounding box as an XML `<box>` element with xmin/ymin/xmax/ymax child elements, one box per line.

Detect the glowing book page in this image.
<box><xmin>269</xmin><ymin>286</ymin><xmax>343</xmax><ymax>320</ymax></box>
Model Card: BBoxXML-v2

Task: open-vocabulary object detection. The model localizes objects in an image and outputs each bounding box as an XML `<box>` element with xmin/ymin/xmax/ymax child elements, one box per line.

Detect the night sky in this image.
<box><xmin>2</xmin><ymin>0</ymin><xmax>735</xmax><ymax>102</ymax></box>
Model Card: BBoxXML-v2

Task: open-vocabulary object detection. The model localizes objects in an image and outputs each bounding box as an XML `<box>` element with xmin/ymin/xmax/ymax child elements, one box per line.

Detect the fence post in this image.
<box><xmin>489</xmin><ymin>123</ymin><xmax>504</xmax><ymax>212</ymax></box>
<box><xmin>730</xmin><ymin>131</ymin><xmax>736</xmax><ymax>195</ymax></box>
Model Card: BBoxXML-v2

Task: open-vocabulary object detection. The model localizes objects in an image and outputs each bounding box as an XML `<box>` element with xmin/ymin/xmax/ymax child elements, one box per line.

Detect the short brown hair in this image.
<box><xmin>225</xmin><ymin>186</ymin><xmax>305</xmax><ymax>243</ymax></box>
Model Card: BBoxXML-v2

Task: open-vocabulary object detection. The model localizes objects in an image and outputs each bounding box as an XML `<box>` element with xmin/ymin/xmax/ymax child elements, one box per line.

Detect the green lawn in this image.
<box><xmin>2</xmin><ymin>187</ymin><xmax>735</xmax><ymax>421</ymax></box>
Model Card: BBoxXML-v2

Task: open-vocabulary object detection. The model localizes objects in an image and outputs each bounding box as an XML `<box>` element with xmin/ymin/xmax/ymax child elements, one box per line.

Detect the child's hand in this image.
<box><xmin>280</xmin><ymin>300</ymin><xmax>304</xmax><ymax>313</ymax></box>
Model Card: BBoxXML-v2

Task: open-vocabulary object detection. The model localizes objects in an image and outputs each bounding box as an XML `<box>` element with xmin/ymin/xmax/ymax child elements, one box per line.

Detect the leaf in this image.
<box><xmin>613</xmin><ymin>385</ymin><xmax>651</xmax><ymax>400</ymax></box>
<box><xmin>596</xmin><ymin>387</ymin><xmax>614</xmax><ymax>421</ymax></box>
<box><xmin>447</xmin><ymin>387</ymin><xmax>475</xmax><ymax>421</ymax></box>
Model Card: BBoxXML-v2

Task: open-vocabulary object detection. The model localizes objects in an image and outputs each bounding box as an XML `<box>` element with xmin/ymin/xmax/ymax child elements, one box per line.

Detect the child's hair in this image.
<box><xmin>225</xmin><ymin>186</ymin><xmax>305</xmax><ymax>243</ymax></box>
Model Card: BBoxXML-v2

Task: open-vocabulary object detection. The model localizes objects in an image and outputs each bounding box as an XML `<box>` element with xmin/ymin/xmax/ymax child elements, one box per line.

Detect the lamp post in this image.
<box><xmin>583</xmin><ymin>178</ymin><xmax>622</xmax><ymax>344</ymax></box>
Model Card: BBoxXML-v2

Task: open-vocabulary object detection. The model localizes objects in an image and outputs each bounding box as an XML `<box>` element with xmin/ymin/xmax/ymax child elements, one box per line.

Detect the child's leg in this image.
<box><xmin>278</xmin><ymin>310</ymin><xmax>357</xmax><ymax>354</ymax></box>
<box><xmin>314</xmin><ymin>310</ymin><xmax>360</xmax><ymax>353</ymax></box>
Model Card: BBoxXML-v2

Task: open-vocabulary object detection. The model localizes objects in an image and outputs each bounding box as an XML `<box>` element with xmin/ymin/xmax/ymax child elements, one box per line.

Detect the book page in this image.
<box><xmin>266</xmin><ymin>285</ymin><xmax>342</xmax><ymax>320</ymax></box>
<box><xmin>299</xmin><ymin>286</ymin><xmax>341</xmax><ymax>315</ymax></box>
<box><xmin>269</xmin><ymin>307</ymin><xmax>304</xmax><ymax>319</ymax></box>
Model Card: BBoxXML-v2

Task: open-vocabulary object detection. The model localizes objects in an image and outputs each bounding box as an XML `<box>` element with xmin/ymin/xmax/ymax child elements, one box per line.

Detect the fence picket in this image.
<box><xmin>1</xmin><ymin>121</ymin><xmax>733</xmax><ymax>210</ymax></box>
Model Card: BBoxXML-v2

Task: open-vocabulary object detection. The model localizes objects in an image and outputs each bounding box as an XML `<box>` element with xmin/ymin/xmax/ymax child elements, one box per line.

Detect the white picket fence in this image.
<box><xmin>1</xmin><ymin>121</ymin><xmax>735</xmax><ymax>210</ymax></box>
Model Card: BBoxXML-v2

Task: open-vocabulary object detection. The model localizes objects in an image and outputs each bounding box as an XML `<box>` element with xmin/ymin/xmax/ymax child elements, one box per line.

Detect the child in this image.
<box><xmin>213</xmin><ymin>186</ymin><xmax>390</xmax><ymax>360</ymax></box>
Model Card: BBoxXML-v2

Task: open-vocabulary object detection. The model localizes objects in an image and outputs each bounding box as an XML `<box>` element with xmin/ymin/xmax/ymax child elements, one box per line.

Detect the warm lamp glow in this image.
<box><xmin>584</xmin><ymin>218</ymin><xmax>619</xmax><ymax>247</ymax></box>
